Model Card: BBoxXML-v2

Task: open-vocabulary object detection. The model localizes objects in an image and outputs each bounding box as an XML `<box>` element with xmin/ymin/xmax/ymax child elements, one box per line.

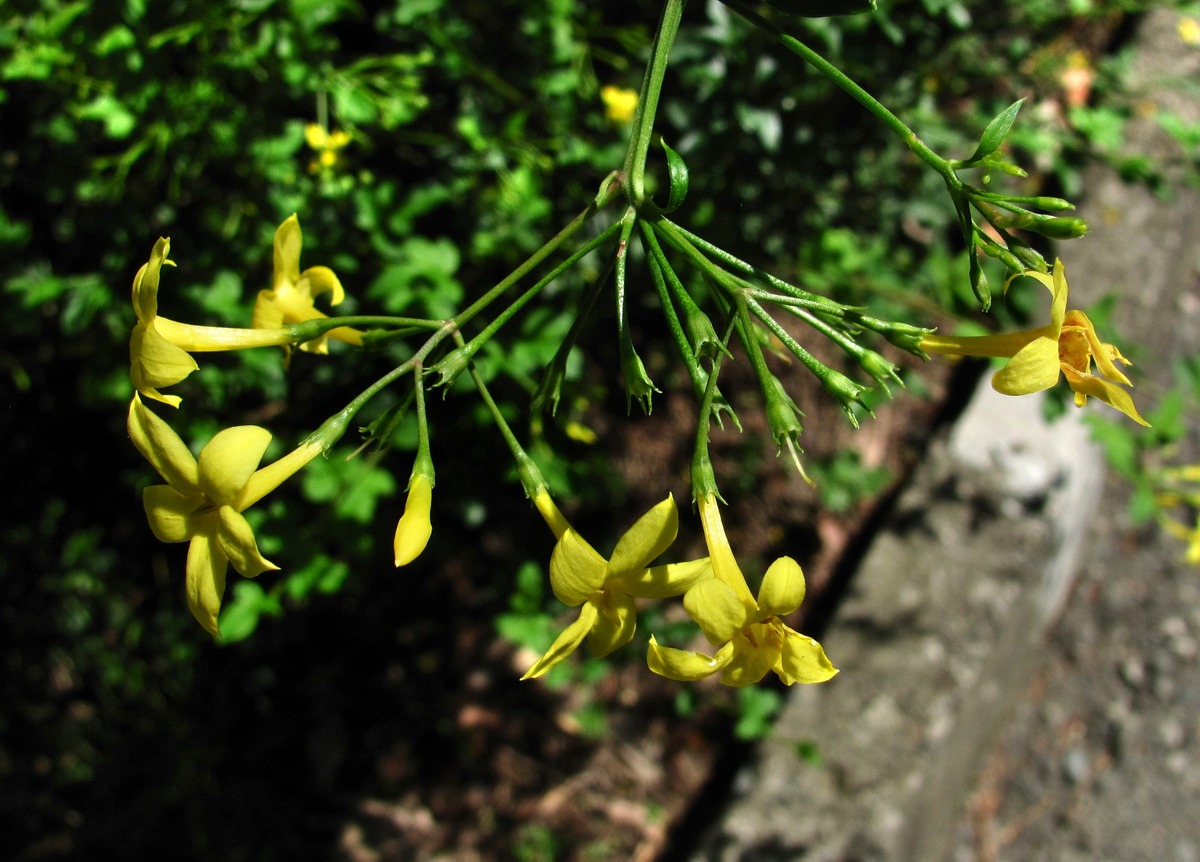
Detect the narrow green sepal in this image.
<box><xmin>431</xmin><ymin>345</ymin><xmax>472</xmax><ymax>388</ymax></box>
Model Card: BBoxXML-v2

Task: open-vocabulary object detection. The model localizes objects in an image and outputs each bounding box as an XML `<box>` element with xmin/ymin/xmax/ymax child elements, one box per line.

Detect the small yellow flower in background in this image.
<box><xmin>920</xmin><ymin>259</ymin><xmax>1149</xmax><ymax>426</ymax></box>
<box><xmin>305</xmin><ymin>123</ymin><xmax>351</xmax><ymax>171</ymax></box>
<box><xmin>1179</xmin><ymin>17</ymin><xmax>1200</xmax><ymax>46</ymax></box>
<box><xmin>394</xmin><ymin>473</ymin><xmax>434</xmax><ymax>566</ymax></box>
<box><xmin>130</xmin><ymin>238</ymin><xmax>299</xmax><ymax>407</ymax></box>
<box><xmin>647</xmin><ymin>494</ymin><xmax>837</xmax><ymax>687</ymax></box>
<box><xmin>521</xmin><ymin>493</ymin><xmax>712</xmax><ymax>680</ymax></box>
<box><xmin>129</xmin><ymin>394</ymin><xmax>323</xmax><ymax>635</ymax></box>
<box><xmin>601</xmin><ymin>85</ymin><xmax>639</xmax><ymax>124</ymax></box>
<box><xmin>1161</xmin><ymin>513</ymin><xmax>1200</xmax><ymax>565</ymax></box>
<box><xmin>252</xmin><ymin>214</ymin><xmax>363</xmax><ymax>354</ymax></box>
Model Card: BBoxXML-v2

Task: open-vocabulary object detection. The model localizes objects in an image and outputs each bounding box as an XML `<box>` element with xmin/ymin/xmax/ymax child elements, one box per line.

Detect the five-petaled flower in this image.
<box><xmin>130</xmin><ymin>238</ymin><xmax>296</xmax><ymax>407</ymax></box>
<box><xmin>521</xmin><ymin>491</ymin><xmax>712</xmax><ymax>680</ymax></box>
<box><xmin>920</xmin><ymin>259</ymin><xmax>1148</xmax><ymax>426</ymax></box>
<box><xmin>252</xmin><ymin>214</ymin><xmax>362</xmax><ymax>354</ymax></box>
<box><xmin>647</xmin><ymin>494</ymin><xmax>837</xmax><ymax>687</ymax></box>
<box><xmin>129</xmin><ymin>393</ymin><xmax>322</xmax><ymax>635</ymax></box>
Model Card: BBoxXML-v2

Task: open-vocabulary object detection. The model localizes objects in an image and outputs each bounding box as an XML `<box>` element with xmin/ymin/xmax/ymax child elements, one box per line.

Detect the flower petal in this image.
<box><xmin>299</xmin><ymin>266</ymin><xmax>345</xmax><ymax>306</ymax></box>
<box><xmin>683</xmin><ymin>578</ymin><xmax>748</xmax><ymax>646</ymax></box>
<box><xmin>718</xmin><ymin>625</ymin><xmax>779</xmax><ymax>687</ymax></box>
<box><xmin>185</xmin><ymin>533</ymin><xmax>228</xmax><ymax>636</ymax></box>
<box><xmin>647</xmin><ymin>637</ymin><xmax>735</xmax><ymax>682</ymax></box>
<box><xmin>394</xmin><ymin>474</ymin><xmax>434</xmax><ymax>566</ymax></box>
<box><xmin>197</xmin><ymin>425</ymin><xmax>272</xmax><ymax>506</ymax></box>
<box><xmin>130</xmin><ymin>238</ymin><xmax>172</xmax><ymax>322</ymax></box>
<box><xmin>775</xmin><ymin>627</ymin><xmax>838</xmax><ymax>684</ymax></box>
<box><xmin>548</xmin><ymin>528</ymin><xmax>608</xmax><ymax>606</ymax></box>
<box><xmin>992</xmin><ymin>336</ymin><xmax>1061</xmax><ymax>395</ymax></box>
<box><xmin>235</xmin><ymin>440</ymin><xmax>323</xmax><ymax>512</ymax></box>
<box><xmin>128</xmin><ymin>394</ymin><xmax>200</xmax><ymax>493</ymax></box>
<box><xmin>252</xmin><ymin>291</ymin><xmax>286</xmax><ymax>331</ymax></box>
<box><xmin>588</xmin><ymin>591</ymin><xmax>637</xmax><ymax>657</ymax></box>
<box><xmin>697</xmin><ymin>494</ymin><xmax>756</xmax><ymax>610</ymax></box>
<box><xmin>143</xmin><ymin>484</ymin><xmax>202</xmax><ymax>543</ymax></box>
<box><xmin>216</xmin><ymin>506</ymin><xmax>277</xmax><ymax>578</ymax></box>
<box><xmin>607</xmin><ymin>494</ymin><xmax>678</xmax><ymax>577</ymax></box>
<box><xmin>1061</xmin><ymin>366</ymin><xmax>1150</xmax><ymax>426</ymax></box>
<box><xmin>130</xmin><ymin>321</ymin><xmax>199</xmax><ymax>400</ymax></box>
<box><xmin>756</xmin><ymin>555</ymin><xmax>806</xmax><ymax>618</ymax></box>
<box><xmin>613</xmin><ymin>556</ymin><xmax>712</xmax><ymax>599</ymax></box>
<box><xmin>520</xmin><ymin>601</ymin><xmax>600</xmax><ymax>680</ymax></box>
<box><xmin>273</xmin><ymin>215</ymin><xmax>303</xmax><ymax>291</ymax></box>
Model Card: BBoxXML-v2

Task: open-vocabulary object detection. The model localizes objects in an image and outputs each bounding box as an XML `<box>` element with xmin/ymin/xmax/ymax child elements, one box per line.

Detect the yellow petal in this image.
<box><xmin>612</xmin><ymin>556</ymin><xmax>713</xmax><ymax>599</ymax></box>
<box><xmin>588</xmin><ymin>591</ymin><xmax>637</xmax><ymax>657</ymax></box>
<box><xmin>1061</xmin><ymin>366</ymin><xmax>1150</xmax><ymax>426</ymax></box>
<box><xmin>646</xmin><ymin>637</ymin><xmax>735</xmax><ymax>682</ymax></box>
<box><xmin>216</xmin><ymin>506</ymin><xmax>277</xmax><ymax>578</ymax></box>
<box><xmin>128</xmin><ymin>394</ymin><xmax>199</xmax><ymax>493</ymax></box>
<box><xmin>186</xmin><ymin>533</ymin><xmax>228</xmax><ymax>636</ymax></box>
<box><xmin>299</xmin><ymin>266</ymin><xmax>345</xmax><ymax>306</ymax></box>
<box><xmin>1066</xmin><ymin>310</ymin><xmax>1132</xmax><ymax>385</ymax></box>
<box><xmin>992</xmin><ymin>336</ymin><xmax>1061</xmax><ymax>395</ymax></box>
<box><xmin>273</xmin><ymin>215</ymin><xmax>302</xmax><ymax>290</ymax></box>
<box><xmin>775</xmin><ymin>627</ymin><xmax>839</xmax><ymax>684</ymax></box>
<box><xmin>520</xmin><ymin>602</ymin><xmax>600</xmax><ymax>680</ymax></box>
<box><xmin>683</xmin><ymin>578</ymin><xmax>748</xmax><ymax>646</ymax></box>
<box><xmin>197</xmin><ymin>426</ymin><xmax>272</xmax><ymax>506</ymax></box>
<box><xmin>756</xmin><ymin>555</ymin><xmax>806</xmax><ymax>618</ymax></box>
<box><xmin>718</xmin><ymin>626</ymin><xmax>779</xmax><ymax>687</ymax></box>
<box><xmin>548</xmin><ymin>528</ymin><xmax>608</xmax><ymax>606</ymax></box>
<box><xmin>143</xmin><ymin>484</ymin><xmax>202</xmax><ymax>543</ymax></box>
<box><xmin>130</xmin><ymin>320</ymin><xmax>199</xmax><ymax>397</ymax></box>
<box><xmin>252</xmin><ymin>292</ymin><xmax>286</xmax><ymax>331</ymax></box>
<box><xmin>607</xmin><ymin>494</ymin><xmax>679</xmax><ymax>577</ymax></box>
<box><xmin>394</xmin><ymin>474</ymin><xmax>434</xmax><ymax>566</ymax></box>
<box><xmin>130</xmin><ymin>238</ymin><xmax>172</xmax><ymax>322</ymax></box>
<box><xmin>1047</xmin><ymin>259</ymin><xmax>1069</xmax><ymax>333</ymax></box>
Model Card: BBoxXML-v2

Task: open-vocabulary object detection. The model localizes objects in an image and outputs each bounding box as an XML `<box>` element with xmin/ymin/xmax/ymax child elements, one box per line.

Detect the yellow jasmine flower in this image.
<box><xmin>129</xmin><ymin>394</ymin><xmax>322</xmax><ymax>635</ymax></box>
<box><xmin>1179</xmin><ymin>17</ymin><xmax>1200</xmax><ymax>46</ymax></box>
<box><xmin>920</xmin><ymin>259</ymin><xmax>1149</xmax><ymax>426</ymax></box>
<box><xmin>600</xmin><ymin>85</ymin><xmax>639</xmax><ymax>124</ymax></box>
<box><xmin>647</xmin><ymin>494</ymin><xmax>837</xmax><ymax>687</ymax></box>
<box><xmin>252</xmin><ymin>214</ymin><xmax>363</xmax><ymax>354</ymax></box>
<box><xmin>521</xmin><ymin>492</ymin><xmax>712</xmax><ymax>680</ymax></box>
<box><xmin>394</xmin><ymin>473</ymin><xmax>434</xmax><ymax>567</ymax></box>
<box><xmin>130</xmin><ymin>238</ymin><xmax>298</xmax><ymax>407</ymax></box>
<box><xmin>305</xmin><ymin>123</ymin><xmax>351</xmax><ymax>171</ymax></box>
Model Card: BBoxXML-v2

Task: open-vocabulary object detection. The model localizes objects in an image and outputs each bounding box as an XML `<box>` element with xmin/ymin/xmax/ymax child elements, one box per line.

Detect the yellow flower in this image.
<box><xmin>394</xmin><ymin>473</ymin><xmax>434</xmax><ymax>567</ymax></box>
<box><xmin>1162</xmin><ymin>513</ymin><xmax>1200</xmax><ymax>565</ymax></box>
<box><xmin>130</xmin><ymin>238</ymin><xmax>297</xmax><ymax>407</ymax></box>
<box><xmin>600</xmin><ymin>85</ymin><xmax>639</xmax><ymax>124</ymax></box>
<box><xmin>129</xmin><ymin>393</ymin><xmax>322</xmax><ymax>635</ymax></box>
<box><xmin>920</xmin><ymin>259</ymin><xmax>1148</xmax><ymax>426</ymax></box>
<box><xmin>305</xmin><ymin>123</ymin><xmax>351</xmax><ymax>171</ymax></box>
<box><xmin>521</xmin><ymin>492</ymin><xmax>712</xmax><ymax>679</ymax></box>
<box><xmin>1179</xmin><ymin>17</ymin><xmax>1200</xmax><ymax>46</ymax></box>
<box><xmin>647</xmin><ymin>494</ymin><xmax>837</xmax><ymax>687</ymax></box>
<box><xmin>252</xmin><ymin>214</ymin><xmax>363</xmax><ymax>354</ymax></box>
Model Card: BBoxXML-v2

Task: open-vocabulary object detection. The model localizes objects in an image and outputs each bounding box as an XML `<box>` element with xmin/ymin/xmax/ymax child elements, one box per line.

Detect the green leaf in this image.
<box><xmin>966</xmin><ymin>99</ymin><xmax>1024</xmax><ymax>164</ymax></box>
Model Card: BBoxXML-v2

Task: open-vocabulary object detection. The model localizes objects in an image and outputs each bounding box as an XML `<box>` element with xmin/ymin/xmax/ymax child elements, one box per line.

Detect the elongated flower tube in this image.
<box><xmin>252</xmin><ymin>214</ymin><xmax>362</xmax><ymax>354</ymax></box>
<box><xmin>521</xmin><ymin>493</ymin><xmax>712</xmax><ymax>680</ymax></box>
<box><xmin>129</xmin><ymin>394</ymin><xmax>323</xmax><ymax>635</ymax></box>
<box><xmin>920</xmin><ymin>259</ymin><xmax>1148</xmax><ymax>426</ymax></box>
<box><xmin>130</xmin><ymin>238</ymin><xmax>298</xmax><ymax>406</ymax></box>
<box><xmin>647</xmin><ymin>494</ymin><xmax>837</xmax><ymax>687</ymax></box>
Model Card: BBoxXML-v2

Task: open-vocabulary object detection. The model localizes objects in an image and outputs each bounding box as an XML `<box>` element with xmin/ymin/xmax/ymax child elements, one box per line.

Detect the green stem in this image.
<box><xmin>453</xmin><ymin>173</ymin><xmax>623</xmax><ymax>330</ymax></box>
<box><xmin>623</xmin><ymin>0</ymin><xmax>687</xmax><ymax>205</ymax></box>
<box><xmin>691</xmin><ymin>316</ymin><xmax>738</xmax><ymax>501</ymax></box>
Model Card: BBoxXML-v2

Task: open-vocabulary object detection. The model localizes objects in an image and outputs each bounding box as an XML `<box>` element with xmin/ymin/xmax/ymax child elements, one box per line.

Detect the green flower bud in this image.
<box><xmin>1029</xmin><ymin>216</ymin><xmax>1088</xmax><ymax>239</ymax></box>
